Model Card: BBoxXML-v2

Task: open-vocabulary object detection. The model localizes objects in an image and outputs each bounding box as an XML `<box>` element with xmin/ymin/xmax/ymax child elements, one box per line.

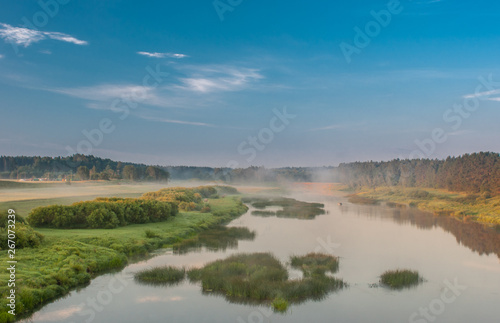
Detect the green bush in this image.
<box><xmin>0</xmin><ymin>223</ymin><xmax>44</xmax><ymax>249</ymax></box>
<box><xmin>28</xmin><ymin>198</ymin><xmax>178</xmax><ymax>229</ymax></box>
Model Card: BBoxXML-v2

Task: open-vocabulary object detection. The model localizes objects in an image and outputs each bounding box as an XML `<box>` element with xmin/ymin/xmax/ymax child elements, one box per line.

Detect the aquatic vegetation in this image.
<box><xmin>172</xmin><ymin>226</ymin><xmax>255</xmax><ymax>254</ymax></box>
<box><xmin>380</xmin><ymin>269</ymin><xmax>422</xmax><ymax>289</ymax></box>
<box><xmin>134</xmin><ymin>266</ymin><xmax>186</xmax><ymax>285</ymax></box>
<box><xmin>347</xmin><ymin>195</ymin><xmax>379</xmax><ymax>205</ymax></box>
<box><xmin>187</xmin><ymin>252</ymin><xmax>344</xmax><ymax>310</ymax></box>
<box><xmin>244</xmin><ymin>196</ymin><xmax>325</xmax><ymax>219</ymax></box>
<box><xmin>271</xmin><ymin>297</ymin><xmax>289</xmax><ymax>313</ymax></box>
<box><xmin>290</xmin><ymin>253</ymin><xmax>339</xmax><ymax>277</ymax></box>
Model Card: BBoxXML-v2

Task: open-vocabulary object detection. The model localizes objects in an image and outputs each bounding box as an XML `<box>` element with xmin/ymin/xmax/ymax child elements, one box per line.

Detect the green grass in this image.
<box><xmin>134</xmin><ymin>266</ymin><xmax>186</xmax><ymax>285</ymax></box>
<box><xmin>243</xmin><ymin>196</ymin><xmax>325</xmax><ymax>219</ymax></box>
<box><xmin>290</xmin><ymin>253</ymin><xmax>339</xmax><ymax>277</ymax></box>
<box><xmin>351</xmin><ymin>187</ymin><xmax>500</xmax><ymax>226</ymax></box>
<box><xmin>380</xmin><ymin>269</ymin><xmax>423</xmax><ymax>289</ymax></box>
<box><xmin>0</xmin><ymin>195</ymin><xmax>248</xmax><ymax>322</ymax></box>
<box><xmin>172</xmin><ymin>226</ymin><xmax>255</xmax><ymax>254</ymax></box>
<box><xmin>271</xmin><ymin>297</ymin><xmax>289</xmax><ymax>313</ymax></box>
<box><xmin>186</xmin><ymin>252</ymin><xmax>345</xmax><ymax>312</ymax></box>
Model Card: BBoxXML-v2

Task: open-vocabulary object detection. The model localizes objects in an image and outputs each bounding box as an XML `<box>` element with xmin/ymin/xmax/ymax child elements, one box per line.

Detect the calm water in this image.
<box><xmin>23</xmin><ymin>187</ymin><xmax>500</xmax><ymax>323</ymax></box>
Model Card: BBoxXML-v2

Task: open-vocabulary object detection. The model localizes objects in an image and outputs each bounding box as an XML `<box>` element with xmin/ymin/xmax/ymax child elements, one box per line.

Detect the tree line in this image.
<box><xmin>337</xmin><ymin>152</ymin><xmax>500</xmax><ymax>195</ymax></box>
<box><xmin>0</xmin><ymin>155</ymin><xmax>169</xmax><ymax>182</ymax></box>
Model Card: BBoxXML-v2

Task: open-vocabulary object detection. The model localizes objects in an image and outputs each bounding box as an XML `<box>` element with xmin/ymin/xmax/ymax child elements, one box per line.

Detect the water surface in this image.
<box><xmin>23</xmin><ymin>187</ymin><xmax>500</xmax><ymax>323</ymax></box>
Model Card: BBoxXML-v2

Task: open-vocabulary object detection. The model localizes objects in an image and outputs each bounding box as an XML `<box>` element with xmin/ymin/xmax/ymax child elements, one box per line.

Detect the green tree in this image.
<box><xmin>77</xmin><ymin>166</ymin><xmax>90</xmax><ymax>181</ymax></box>
<box><xmin>122</xmin><ymin>165</ymin><xmax>138</xmax><ymax>180</ymax></box>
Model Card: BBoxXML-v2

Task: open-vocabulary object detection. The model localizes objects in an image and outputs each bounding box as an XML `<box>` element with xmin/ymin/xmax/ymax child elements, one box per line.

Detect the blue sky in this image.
<box><xmin>1</xmin><ymin>0</ymin><xmax>500</xmax><ymax>167</ymax></box>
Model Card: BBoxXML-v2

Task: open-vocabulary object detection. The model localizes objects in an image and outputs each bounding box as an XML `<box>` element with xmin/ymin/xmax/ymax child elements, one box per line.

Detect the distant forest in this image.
<box><xmin>1</xmin><ymin>152</ymin><xmax>499</xmax><ymax>195</ymax></box>
<box><xmin>337</xmin><ymin>152</ymin><xmax>500</xmax><ymax>195</ymax></box>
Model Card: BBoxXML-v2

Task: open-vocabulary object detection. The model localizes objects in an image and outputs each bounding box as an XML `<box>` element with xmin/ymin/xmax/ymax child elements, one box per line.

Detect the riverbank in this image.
<box><xmin>0</xmin><ymin>196</ymin><xmax>248</xmax><ymax>322</ymax></box>
<box><xmin>347</xmin><ymin>187</ymin><xmax>500</xmax><ymax>228</ymax></box>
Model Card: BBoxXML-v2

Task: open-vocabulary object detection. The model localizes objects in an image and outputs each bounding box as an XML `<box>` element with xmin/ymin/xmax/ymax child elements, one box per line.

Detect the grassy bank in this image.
<box><xmin>348</xmin><ymin>187</ymin><xmax>500</xmax><ymax>226</ymax></box>
<box><xmin>0</xmin><ymin>196</ymin><xmax>248</xmax><ymax>322</ymax></box>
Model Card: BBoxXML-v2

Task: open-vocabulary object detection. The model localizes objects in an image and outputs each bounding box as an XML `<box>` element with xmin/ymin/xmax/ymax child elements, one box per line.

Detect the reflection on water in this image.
<box><xmin>172</xmin><ymin>226</ymin><xmax>256</xmax><ymax>255</ymax></box>
<box><xmin>22</xmin><ymin>188</ymin><xmax>500</xmax><ymax>323</ymax></box>
<box><xmin>357</xmin><ymin>203</ymin><xmax>500</xmax><ymax>260</ymax></box>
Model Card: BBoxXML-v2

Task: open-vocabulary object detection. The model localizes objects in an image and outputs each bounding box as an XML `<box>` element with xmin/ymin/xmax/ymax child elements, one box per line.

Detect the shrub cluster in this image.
<box><xmin>142</xmin><ymin>186</ymin><xmax>218</xmax><ymax>212</ymax></box>
<box><xmin>27</xmin><ymin>198</ymin><xmax>178</xmax><ymax>229</ymax></box>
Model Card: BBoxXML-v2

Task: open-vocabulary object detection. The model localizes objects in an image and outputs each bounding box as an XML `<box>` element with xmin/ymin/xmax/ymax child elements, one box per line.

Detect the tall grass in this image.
<box><xmin>380</xmin><ymin>269</ymin><xmax>422</xmax><ymax>289</ymax></box>
<box><xmin>243</xmin><ymin>196</ymin><xmax>325</xmax><ymax>219</ymax></box>
<box><xmin>186</xmin><ymin>252</ymin><xmax>344</xmax><ymax>311</ymax></box>
<box><xmin>134</xmin><ymin>266</ymin><xmax>185</xmax><ymax>285</ymax></box>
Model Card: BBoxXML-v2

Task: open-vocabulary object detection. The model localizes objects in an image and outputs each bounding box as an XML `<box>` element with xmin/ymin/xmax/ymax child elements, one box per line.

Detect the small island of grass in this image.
<box><xmin>134</xmin><ymin>266</ymin><xmax>186</xmax><ymax>285</ymax></box>
<box><xmin>380</xmin><ymin>269</ymin><xmax>423</xmax><ymax>289</ymax></box>
<box><xmin>186</xmin><ymin>252</ymin><xmax>344</xmax><ymax>313</ymax></box>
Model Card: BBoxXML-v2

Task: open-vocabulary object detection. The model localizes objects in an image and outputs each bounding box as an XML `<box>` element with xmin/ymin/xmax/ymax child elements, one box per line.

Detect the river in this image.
<box><xmin>22</xmin><ymin>185</ymin><xmax>500</xmax><ymax>323</ymax></box>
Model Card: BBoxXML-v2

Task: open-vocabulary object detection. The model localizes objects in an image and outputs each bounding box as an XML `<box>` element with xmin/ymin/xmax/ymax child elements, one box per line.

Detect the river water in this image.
<box><xmin>22</xmin><ymin>185</ymin><xmax>500</xmax><ymax>323</ymax></box>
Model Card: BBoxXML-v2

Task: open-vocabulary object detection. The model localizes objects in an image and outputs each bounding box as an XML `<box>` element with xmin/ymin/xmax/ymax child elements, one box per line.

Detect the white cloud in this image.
<box><xmin>0</xmin><ymin>54</ymin><xmax>4</xmax><ymax>59</ymax></box>
<box><xmin>52</xmin><ymin>84</ymin><xmax>156</xmax><ymax>102</ymax></box>
<box><xmin>463</xmin><ymin>89</ymin><xmax>500</xmax><ymax>101</ymax></box>
<box><xmin>0</xmin><ymin>23</ymin><xmax>87</xmax><ymax>47</ymax></box>
<box><xmin>137</xmin><ymin>51</ymin><xmax>188</xmax><ymax>59</ymax></box>
<box><xmin>177</xmin><ymin>66</ymin><xmax>263</xmax><ymax>93</ymax></box>
<box><xmin>140</xmin><ymin>116</ymin><xmax>216</xmax><ymax>127</ymax></box>
<box><xmin>48</xmin><ymin>64</ymin><xmax>264</xmax><ymax>111</ymax></box>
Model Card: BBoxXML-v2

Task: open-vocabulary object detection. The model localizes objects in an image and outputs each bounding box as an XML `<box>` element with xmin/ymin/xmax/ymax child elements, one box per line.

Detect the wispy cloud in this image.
<box><xmin>0</xmin><ymin>23</ymin><xmax>87</xmax><ymax>47</ymax></box>
<box><xmin>47</xmin><ymin>64</ymin><xmax>265</xmax><ymax>112</ymax></box>
<box><xmin>137</xmin><ymin>51</ymin><xmax>188</xmax><ymax>59</ymax></box>
<box><xmin>309</xmin><ymin>121</ymin><xmax>367</xmax><ymax>132</ymax></box>
<box><xmin>140</xmin><ymin>116</ymin><xmax>216</xmax><ymax>127</ymax></box>
<box><xmin>51</xmin><ymin>84</ymin><xmax>157</xmax><ymax>102</ymax></box>
<box><xmin>177</xmin><ymin>66</ymin><xmax>263</xmax><ymax>93</ymax></box>
<box><xmin>463</xmin><ymin>89</ymin><xmax>500</xmax><ymax>101</ymax></box>
<box><xmin>0</xmin><ymin>54</ymin><xmax>4</xmax><ymax>59</ymax></box>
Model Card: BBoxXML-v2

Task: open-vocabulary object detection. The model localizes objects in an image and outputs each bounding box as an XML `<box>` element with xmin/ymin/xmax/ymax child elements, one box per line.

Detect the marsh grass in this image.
<box><xmin>243</xmin><ymin>196</ymin><xmax>325</xmax><ymax>219</ymax></box>
<box><xmin>186</xmin><ymin>252</ymin><xmax>344</xmax><ymax>311</ymax></box>
<box><xmin>172</xmin><ymin>226</ymin><xmax>255</xmax><ymax>254</ymax></box>
<box><xmin>134</xmin><ymin>266</ymin><xmax>186</xmax><ymax>285</ymax></box>
<box><xmin>347</xmin><ymin>195</ymin><xmax>379</xmax><ymax>205</ymax></box>
<box><xmin>380</xmin><ymin>269</ymin><xmax>422</xmax><ymax>289</ymax></box>
<box><xmin>271</xmin><ymin>297</ymin><xmax>289</xmax><ymax>313</ymax></box>
<box><xmin>251</xmin><ymin>210</ymin><xmax>276</xmax><ymax>216</ymax></box>
<box><xmin>290</xmin><ymin>253</ymin><xmax>339</xmax><ymax>277</ymax></box>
